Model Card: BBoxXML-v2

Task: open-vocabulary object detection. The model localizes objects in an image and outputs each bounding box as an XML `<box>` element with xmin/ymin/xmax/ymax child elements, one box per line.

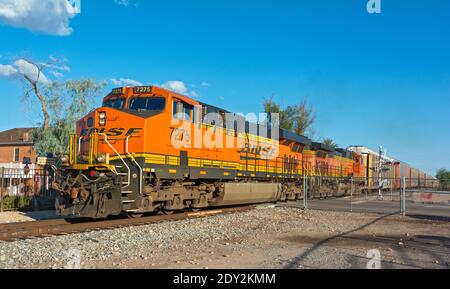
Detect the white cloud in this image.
<box><xmin>114</xmin><ymin>0</ymin><xmax>139</xmax><ymax>7</ymax></box>
<box><xmin>0</xmin><ymin>59</ymin><xmax>52</xmax><ymax>84</ymax></box>
<box><xmin>161</xmin><ymin>81</ymin><xmax>188</xmax><ymax>94</ymax></box>
<box><xmin>160</xmin><ymin>81</ymin><xmax>202</xmax><ymax>97</ymax></box>
<box><xmin>49</xmin><ymin>55</ymin><xmax>59</xmax><ymax>62</ymax></box>
<box><xmin>0</xmin><ymin>64</ymin><xmax>18</xmax><ymax>77</ymax></box>
<box><xmin>49</xmin><ymin>55</ymin><xmax>69</xmax><ymax>63</ymax></box>
<box><xmin>50</xmin><ymin>64</ymin><xmax>70</xmax><ymax>72</ymax></box>
<box><xmin>14</xmin><ymin>59</ymin><xmax>51</xmax><ymax>84</ymax></box>
<box><xmin>110</xmin><ymin>78</ymin><xmax>143</xmax><ymax>87</ymax></box>
<box><xmin>105</xmin><ymin>79</ymin><xmax>201</xmax><ymax>97</ymax></box>
<box><xmin>110</xmin><ymin>79</ymin><xmax>121</xmax><ymax>85</ymax></box>
<box><xmin>115</xmin><ymin>0</ymin><xmax>130</xmax><ymax>6</ymax></box>
<box><xmin>201</xmin><ymin>81</ymin><xmax>210</xmax><ymax>88</ymax></box>
<box><xmin>49</xmin><ymin>71</ymin><xmax>64</xmax><ymax>78</ymax></box>
<box><xmin>0</xmin><ymin>0</ymin><xmax>78</xmax><ymax>36</ymax></box>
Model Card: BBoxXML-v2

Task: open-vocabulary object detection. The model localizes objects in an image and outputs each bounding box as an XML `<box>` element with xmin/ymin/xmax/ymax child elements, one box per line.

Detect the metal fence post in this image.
<box><xmin>0</xmin><ymin>167</ymin><xmax>3</xmax><ymax>212</ymax></box>
<box><xmin>390</xmin><ymin>178</ymin><xmax>394</xmax><ymax>202</ymax></box>
<box><xmin>400</xmin><ymin>177</ymin><xmax>403</xmax><ymax>215</ymax></box>
<box><xmin>402</xmin><ymin>177</ymin><xmax>406</xmax><ymax>217</ymax></box>
<box><xmin>400</xmin><ymin>177</ymin><xmax>406</xmax><ymax>216</ymax></box>
<box><xmin>303</xmin><ymin>176</ymin><xmax>306</xmax><ymax>209</ymax></box>
<box><xmin>350</xmin><ymin>178</ymin><xmax>353</xmax><ymax>212</ymax></box>
<box><xmin>303</xmin><ymin>176</ymin><xmax>308</xmax><ymax>210</ymax></box>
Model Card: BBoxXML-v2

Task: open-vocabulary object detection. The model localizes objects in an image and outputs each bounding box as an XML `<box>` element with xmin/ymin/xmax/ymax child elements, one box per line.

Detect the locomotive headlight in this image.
<box><xmin>60</xmin><ymin>155</ymin><xmax>69</xmax><ymax>163</ymax></box>
<box><xmin>99</xmin><ymin>112</ymin><xmax>107</xmax><ymax>126</ymax></box>
<box><xmin>96</xmin><ymin>154</ymin><xmax>107</xmax><ymax>164</ymax></box>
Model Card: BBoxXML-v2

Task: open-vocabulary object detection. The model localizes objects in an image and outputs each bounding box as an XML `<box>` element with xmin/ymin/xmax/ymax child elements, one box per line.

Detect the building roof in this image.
<box><xmin>0</xmin><ymin>128</ymin><xmax>35</xmax><ymax>145</ymax></box>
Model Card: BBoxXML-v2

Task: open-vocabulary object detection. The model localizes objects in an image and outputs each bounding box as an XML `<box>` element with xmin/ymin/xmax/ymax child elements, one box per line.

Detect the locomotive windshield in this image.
<box><xmin>129</xmin><ymin>97</ymin><xmax>166</xmax><ymax>111</ymax></box>
<box><xmin>104</xmin><ymin>98</ymin><xmax>125</xmax><ymax>109</ymax></box>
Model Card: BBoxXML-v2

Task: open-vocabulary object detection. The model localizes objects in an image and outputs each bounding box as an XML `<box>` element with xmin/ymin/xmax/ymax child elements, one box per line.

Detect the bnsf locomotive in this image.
<box><xmin>53</xmin><ymin>86</ymin><xmax>433</xmax><ymax>218</ymax></box>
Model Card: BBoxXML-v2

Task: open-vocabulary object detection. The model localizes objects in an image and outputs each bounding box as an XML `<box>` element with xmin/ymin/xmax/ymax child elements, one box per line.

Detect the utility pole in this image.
<box><xmin>378</xmin><ymin>146</ymin><xmax>383</xmax><ymax>200</ymax></box>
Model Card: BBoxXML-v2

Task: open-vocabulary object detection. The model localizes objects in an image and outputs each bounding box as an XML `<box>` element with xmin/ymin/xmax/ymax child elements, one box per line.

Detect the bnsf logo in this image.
<box><xmin>80</xmin><ymin>128</ymin><xmax>143</xmax><ymax>137</ymax></box>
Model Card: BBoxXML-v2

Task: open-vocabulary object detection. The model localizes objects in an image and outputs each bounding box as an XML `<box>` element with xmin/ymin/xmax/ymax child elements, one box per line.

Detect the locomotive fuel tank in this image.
<box><xmin>210</xmin><ymin>183</ymin><xmax>282</xmax><ymax>206</ymax></box>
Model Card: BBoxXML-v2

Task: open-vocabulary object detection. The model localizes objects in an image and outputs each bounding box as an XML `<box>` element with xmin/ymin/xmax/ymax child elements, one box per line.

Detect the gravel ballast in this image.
<box><xmin>0</xmin><ymin>206</ymin><xmax>449</xmax><ymax>269</ymax></box>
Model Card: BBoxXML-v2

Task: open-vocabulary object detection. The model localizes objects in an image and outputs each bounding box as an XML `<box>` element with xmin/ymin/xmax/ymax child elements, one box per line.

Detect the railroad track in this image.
<box><xmin>0</xmin><ymin>205</ymin><xmax>254</xmax><ymax>242</ymax></box>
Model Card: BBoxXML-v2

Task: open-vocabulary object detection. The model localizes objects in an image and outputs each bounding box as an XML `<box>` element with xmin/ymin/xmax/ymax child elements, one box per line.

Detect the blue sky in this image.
<box><xmin>0</xmin><ymin>0</ymin><xmax>449</xmax><ymax>174</ymax></box>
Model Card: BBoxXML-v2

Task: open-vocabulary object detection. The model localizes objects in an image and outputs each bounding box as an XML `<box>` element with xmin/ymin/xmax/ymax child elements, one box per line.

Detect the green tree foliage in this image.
<box><xmin>436</xmin><ymin>168</ymin><xmax>450</xmax><ymax>188</ymax></box>
<box><xmin>31</xmin><ymin>79</ymin><xmax>106</xmax><ymax>156</ymax></box>
<box><xmin>263</xmin><ymin>97</ymin><xmax>316</xmax><ymax>137</ymax></box>
<box><xmin>322</xmin><ymin>138</ymin><xmax>339</xmax><ymax>149</ymax></box>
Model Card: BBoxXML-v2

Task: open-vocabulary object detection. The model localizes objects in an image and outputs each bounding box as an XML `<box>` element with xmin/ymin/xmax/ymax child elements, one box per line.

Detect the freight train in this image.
<box><xmin>53</xmin><ymin>86</ymin><xmax>433</xmax><ymax>218</ymax></box>
<box><xmin>347</xmin><ymin>146</ymin><xmax>435</xmax><ymax>191</ymax></box>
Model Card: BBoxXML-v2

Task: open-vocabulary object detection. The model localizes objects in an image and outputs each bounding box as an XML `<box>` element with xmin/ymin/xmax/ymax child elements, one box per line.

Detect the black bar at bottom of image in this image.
<box><xmin>166</xmin><ymin>270</ymin><xmax>283</xmax><ymax>289</ymax></box>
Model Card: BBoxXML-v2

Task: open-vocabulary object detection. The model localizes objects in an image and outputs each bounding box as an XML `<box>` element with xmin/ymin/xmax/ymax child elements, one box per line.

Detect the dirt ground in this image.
<box><xmin>0</xmin><ymin>210</ymin><xmax>59</xmax><ymax>224</ymax></box>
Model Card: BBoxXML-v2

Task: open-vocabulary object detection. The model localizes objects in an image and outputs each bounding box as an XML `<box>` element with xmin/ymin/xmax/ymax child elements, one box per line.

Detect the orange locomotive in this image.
<box><xmin>54</xmin><ymin>86</ymin><xmax>364</xmax><ymax>218</ymax></box>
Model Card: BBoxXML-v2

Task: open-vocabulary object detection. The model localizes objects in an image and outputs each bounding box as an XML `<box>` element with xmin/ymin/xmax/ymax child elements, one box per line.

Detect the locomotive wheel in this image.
<box><xmin>129</xmin><ymin>213</ymin><xmax>143</xmax><ymax>218</ymax></box>
<box><xmin>162</xmin><ymin>210</ymin><xmax>175</xmax><ymax>215</ymax></box>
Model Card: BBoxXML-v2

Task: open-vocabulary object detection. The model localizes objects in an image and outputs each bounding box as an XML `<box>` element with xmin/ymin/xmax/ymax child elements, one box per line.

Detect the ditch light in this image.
<box><xmin>99</xmin><ymin>112</ymin><xmax>107</xmax><ymax>126</ymax></box>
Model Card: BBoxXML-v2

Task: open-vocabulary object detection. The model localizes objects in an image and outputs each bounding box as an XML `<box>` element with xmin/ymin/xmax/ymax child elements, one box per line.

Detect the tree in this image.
<box><xmin>322</xmin><ymin>138</ymin><xmax>339</xmax><ymax>149</ymax></box>
<box><xmin>19</xmin><ymin>59</ymin><xmax>53</xmax><ymax>129</ymax></box>
<box><xmin>263</xmin><ymin>96</ymin><xmax>316</xmax><ymax>137</ymax></box>
<box><xmin>292</xmin><ymin>99</ymin><xmax>316</xmax><ymax>137</ymax></box>
<box><xmin>31</xmin><ymin>79</ymin><xmax>106</xmax><ymax>156</ymax></box>
<box><xmin>436</xmin><ymin>168</ymin><xmax>450</xmax><ymax>188</ymax></box>
<box><xmin>0</xmin><ymin>57</ymin><xmax>105</xmax><ymax>156</ymax></box>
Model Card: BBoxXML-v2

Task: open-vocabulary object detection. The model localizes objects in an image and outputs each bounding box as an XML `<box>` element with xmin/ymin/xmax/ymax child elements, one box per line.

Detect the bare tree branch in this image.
<box><xmin>19</xmin><ymin>58</ymin><xmax>54</xmax><ymax>129</ymax></box>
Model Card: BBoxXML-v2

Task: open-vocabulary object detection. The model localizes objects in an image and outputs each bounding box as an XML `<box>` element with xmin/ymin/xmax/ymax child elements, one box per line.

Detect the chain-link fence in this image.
<box><xmin>400</xmin><ymin>177</ymin><xmax>450</xmax><ymax>217</ymax></box>
<box><xmin>300</xmin><ymin>177</ymin><xmax>449</xmax><ymax>220</ymax></box>
<box><xmin>0</xmin><ymin>167</ymin><xmax>57</xmax><ymax>212</ymax></box>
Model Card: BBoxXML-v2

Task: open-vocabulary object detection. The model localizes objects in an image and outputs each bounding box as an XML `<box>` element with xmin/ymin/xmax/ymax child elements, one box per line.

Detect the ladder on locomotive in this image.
<box><xmin>98</xmin><ymin>133</ymin><xmax>139</xmax><ymax>209</ymax></box>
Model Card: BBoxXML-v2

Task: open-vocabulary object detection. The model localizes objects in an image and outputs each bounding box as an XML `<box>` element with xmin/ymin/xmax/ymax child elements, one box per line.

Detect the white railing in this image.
<box><xmin>98</xmin><ymin>133</ymin><xmax>130</xmax><ymax>187</ymax></box>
